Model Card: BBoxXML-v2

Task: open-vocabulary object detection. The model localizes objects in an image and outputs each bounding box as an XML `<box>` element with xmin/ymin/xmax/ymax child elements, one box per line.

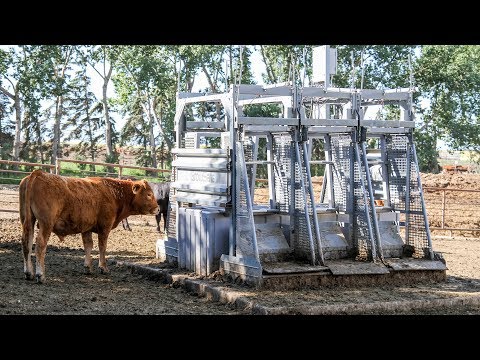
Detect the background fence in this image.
<box><xmin>0</xmin><ymin>159</ymin><xmax>171</xmax><ymax>215</ymax></box>
<box><xmin>1</xmin><ymin>161</ymin><xmax>480</xmax><ymax>237</ymax></box>
<box><xmin>0</xmin><ymin>159</ymin><xmax>170</xmax><ymax>183</ymax></box>
<box><xmin>423</xmin><ymin>187</ymin><xmax>480</xmax><ymax>237</ymax></box>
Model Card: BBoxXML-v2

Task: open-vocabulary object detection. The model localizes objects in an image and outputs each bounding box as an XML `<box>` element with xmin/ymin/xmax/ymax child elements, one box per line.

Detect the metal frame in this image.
<box><xmin>166</xmin><ymin>45</ymin><xmax>438</xmax><ymax>283</ymax></box>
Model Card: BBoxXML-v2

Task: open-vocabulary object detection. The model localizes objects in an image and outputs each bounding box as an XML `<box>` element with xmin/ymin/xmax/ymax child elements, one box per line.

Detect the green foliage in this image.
<box><xmin>415</xmin><ymin>46</ymin><xmax>480</xmax><ymax>154</ymax></box>
<box><xmin>62</xmin><ymin>57</ymin><xmax>103</xmax><ymax>168</ymax></box>
<box><xmin>3</xmin><ymin>44</ymin><xmax>480</xmax><ymax>177</ymax></box>
<box><xmin>242</xmin><ymin>104</ymin><xmax>283</xmax><ymax>179</ymax></box>
<box><xmin>414</xmin><ymin>130</ymin><xmax>440</xmax><ymax>173</ymax></box>
<box><xmin>0</xmin><ymin>92</ymin><xmax>13</xmax><ymax>161</ymax></box>
<box><xmin>0</xmin><ymin>133</ymin><xmax>13</xmax><ymax>161</ymax></box>
<box><xmin>259</xmin><ymin>45</ymin><xmax>311</xmax><ymax>85</ymax></box>
<box><xmin>243</xmin><ymin>103</ymin><xmax>282</xmax><ymax>118</ymax></box>
<box><xmin>105</xmin><ymin>152</ymin><xmax>119</xmax><ymax>165</ymax></box>
<box><xmin>334</xmin><ymin>45</ymin><xmax>415</xmax><ymax>89</ymax></box>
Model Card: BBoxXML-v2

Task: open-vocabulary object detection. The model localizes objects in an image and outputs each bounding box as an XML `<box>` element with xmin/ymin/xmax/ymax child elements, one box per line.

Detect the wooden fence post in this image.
<box><xmin>441</xmin><ymin>189</ymin><xmax>446</xmax><ymax>230</ymax></box>
<box><xmin>55</xmin><ymin>159</ymin><xmax>61</xmax><ymax>175</ymax></box>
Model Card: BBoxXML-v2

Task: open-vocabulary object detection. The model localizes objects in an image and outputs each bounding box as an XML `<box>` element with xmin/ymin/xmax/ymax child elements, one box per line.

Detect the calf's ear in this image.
<box><xmin>132</xmin><ymin>183</ymin><xmax>141</xmax><ymax>194</ymax></box>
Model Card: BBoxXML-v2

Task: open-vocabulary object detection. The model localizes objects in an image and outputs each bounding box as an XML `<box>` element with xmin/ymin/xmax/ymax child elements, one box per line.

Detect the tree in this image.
<box><xmin>0</xmin><ymin>91</ymin><xmax>14</xmax><ymax>161</ymax></box>
<box><xmin>40</xmin><ymin>46</ymin><xmax>76</xmax><ymax>165</ymax></box>
<box><xmin>259</xmin><ymin>45</ymin><xmax>311</xmax><ymax>85</ymax></box>
<box><xmin>0</xmin><ymin>47</ymin><xmax>27</xmax><ymax>163</ymax></box>
<box><xmin>62</xmin><ymin>55</ymin><xmax>103</xmax><ymax>172</ymax></box>
<box><xmin>334</xmin><ymin>45</ymin><xmax>415</xmax><ymax>89</ymax></box>
<box><xmin>86</xmin><ymin>45</ymin><xmax>120</xmax><ymax>164</ymax></box>
<box><xmin>114</xmin><ymin>46</ymin><xmax>178</xmax><ymax>170</ymax></box>
<box><xmin>415</xmin><ymin>45</ymin><xmax>480</xmax><ymax>170</ymax></box>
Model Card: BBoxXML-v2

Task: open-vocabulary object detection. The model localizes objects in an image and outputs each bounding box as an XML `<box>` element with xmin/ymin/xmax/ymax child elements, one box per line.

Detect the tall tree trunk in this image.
<box><xmin>152</xmin><ymin>100</ymin><xmax>174</xmax><ymax>151</ymax></box>
<box><xmin>103</xmin><ymin>65</ymin><xmax>113</xmax><ymax>161</ymax></box>
<box><xmin>260</xmin><ymin>45</ymin><xmax>276</xmax><ymax>84</ymax></box>
<box><xmin>35</xmin><ymin>121</ymin><xmax>44</xmax><ymax>164</ymax></box>
<box><xmin>149</xmin><ymin>114</ymin><xmax>157</xmax><ymax>170</ymax></box>
<box><xmin>142</xmin><ymin>97</ymin><xmax>158</xmax><ymax>171</ymax></box>
<box><xmin>51</xmin><ymin>96</ymin><xmax>63</xmax><ymax>165</ymax></box>
<box><xmin>50</xmin><ymin>47</ymin><xmax>72</xmax><ymax>166</ymax></box>
<box><xmin>202</xmin><ymin>65</ymin><xmax>222</xmax><ymax>121</ymax></box>
<box><xmin>13</xmin><ymin>89</ymin><xmax>21</xmax><ymax>164</ymax></box>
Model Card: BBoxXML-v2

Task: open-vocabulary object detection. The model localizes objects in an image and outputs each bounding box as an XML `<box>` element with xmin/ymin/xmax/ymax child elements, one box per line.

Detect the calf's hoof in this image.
<box><xmin>35</xmin><ymin>274</ymin><xmax>45</xmax><ymax>284</ymax></box>
<box><xmin>84</xmin><ymin>266</ymin><xmax>93</xmax><ymax>275</ymax></box>
<box><xmin>24</xmin><ymin>272</ymin><xmax>34</xmax><ymax>281</ymax></box>
<box><xmin>99</xmin><ymin>267</ymin><xmax>109</xmax><ymax>274</ymax></box>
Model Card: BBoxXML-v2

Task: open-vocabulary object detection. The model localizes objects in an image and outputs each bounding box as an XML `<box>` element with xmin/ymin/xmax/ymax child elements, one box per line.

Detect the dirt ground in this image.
<box><xmin>1</xmin><ymin>173</ymin><xmax>480</xmax><ymax>315</ymax></box>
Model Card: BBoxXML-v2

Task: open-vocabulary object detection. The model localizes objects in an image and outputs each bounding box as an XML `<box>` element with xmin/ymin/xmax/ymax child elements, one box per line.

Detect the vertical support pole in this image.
<box><xmin>405</xmin><ymin>139</ymin><xmax>412</xmax><ymax>247</ymax></box>
<box><xmin>319</xmin><ymin>136</ymin><xmax>327</xmax><ymax>204</ymax></box>
<box><xmin>303</xmin><ymin>142</ymin><xmax>325</xmax><ymax>265</ymax></box>
<box><xmin>319</xmin><ymin>171</ymin><xmax>327</xmax><ymax>204</ymax></box>
<box><xmin>229</xmin><ymin>87</ymin><xmax>237</xmax><ymax>257</ymax></box>
<box><xmin>411</xmin><ymin>140</ymin><xmax>434</xmax><ymax>259</ymax></box>
<box><xmin>238</xmin><ymin>141</ymin><xmax>260</xmax><ymax>263</ymax></box>
<box><xmin>353</xmin><ymin>142</ymin><xmax>377</xmax><ymax>261</ymax></box>
<box><xmin>348</xmin><ymin>134</ymin><xmax>355</xmax><ymax>246</ymax></box>
<box><xmin>250</xmin><ymin>136</ymin><xmax>259</xmax><ymax>201</ymax></box>
<box><xmin>266</xmin><ymin>134</ymin><xmax>276</xmax><ymax>210</ymax></box>
<box><xmin>379</xmin><ymin>135</ymin><xmax>391</xmax><ymax>207</ymax></box>
<box><xmin>361</xmin><ymin>141</ymin><xmax>384</xmax><ymax>261</ymax></box>
<box><xmin>295</xmin><ymin>141</ymin><xmax>316</xmax><ymax>265</ymax></box>
<box><xmin>324</xmin><ymin>134</ymin><xmax>335</xmax><ymax>209</ymax></box>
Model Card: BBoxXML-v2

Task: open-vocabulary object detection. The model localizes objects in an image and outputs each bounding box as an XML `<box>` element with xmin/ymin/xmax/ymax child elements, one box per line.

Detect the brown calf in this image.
<box><xmin>19</xmin><ymin>169</ymin><xmax>159</xmax><ymax>283</ymax></box>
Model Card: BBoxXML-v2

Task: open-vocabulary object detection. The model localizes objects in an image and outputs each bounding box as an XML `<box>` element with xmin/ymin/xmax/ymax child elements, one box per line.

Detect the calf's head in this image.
<box><xmin>131</xmin><ymin>180</ymin><xmax>160</xmax><ymax>215</ymax></box>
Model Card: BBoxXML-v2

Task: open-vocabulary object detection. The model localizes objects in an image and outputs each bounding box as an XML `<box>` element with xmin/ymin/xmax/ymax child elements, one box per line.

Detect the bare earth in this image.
<box><xmin>1</xmin><ymin>173</ymin><xmax>480</xmax><ymax>315</ymax></box>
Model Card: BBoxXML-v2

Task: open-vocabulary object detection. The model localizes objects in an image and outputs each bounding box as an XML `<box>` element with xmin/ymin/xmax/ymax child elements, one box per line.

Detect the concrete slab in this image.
<box><xmin>262</xmin><ymin>262</ymin><xmax>329</xmax><ymax>274</ymax></box>
<box><xmin>327</xmin><ymin>260</ymin><xmax>390</xmax><ymax>275</ymax></box>
<box><xmin>387</xmin><ymin>258</ymin><xmax>448</xmax><ymax>271</ymax></box>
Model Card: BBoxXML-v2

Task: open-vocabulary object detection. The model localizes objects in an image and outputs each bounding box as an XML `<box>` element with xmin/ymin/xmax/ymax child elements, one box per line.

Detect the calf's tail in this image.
<box><xmin>22</xmin><ymin>169</ymin><xmax>42</xmax><ymax>235</ymax></box>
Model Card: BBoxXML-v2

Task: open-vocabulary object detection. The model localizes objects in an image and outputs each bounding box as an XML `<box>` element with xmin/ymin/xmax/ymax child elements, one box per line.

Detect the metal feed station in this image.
<box><xmin>157</xmin><ymin>46</ymin><xmax>447</xmax><ymax>288</ymax></box>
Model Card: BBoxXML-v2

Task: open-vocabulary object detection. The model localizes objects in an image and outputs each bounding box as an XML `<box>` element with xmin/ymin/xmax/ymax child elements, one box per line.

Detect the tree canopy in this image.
<box><xmin>1</xmin><ymin>44</ymin><xmax>479</xmax><ymax>173</ymax></box>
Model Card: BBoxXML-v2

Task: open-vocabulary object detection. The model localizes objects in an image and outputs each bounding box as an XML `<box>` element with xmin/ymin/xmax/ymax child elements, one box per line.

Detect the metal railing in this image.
<box><xmin>2</xmin><ymin>162</ymin><xmax>480</xmax><ymax>237</ymax></box>
<box><xmin>423</xmin><ymin>187</ymin><xmax>480</xmax><ymax>234</ymax></box>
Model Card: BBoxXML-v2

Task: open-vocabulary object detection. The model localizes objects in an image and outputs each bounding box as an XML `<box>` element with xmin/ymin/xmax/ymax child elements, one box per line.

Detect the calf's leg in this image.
<box><xmin>97</xmin><ymin>230</ymin><xmax>111</xmax><ymax>274</ymax></box>
<box><xmin>82</xmin><ymin>232</ymin><xmax>94</xmax><ymax>274</ymax></box>
<box><xmin>122</xmin><ymin>218</ymin><xmax>132</xmax><ymax>231</ymax></box>
<box><xmin>34</xmin><ymin>224</ymin><xmax>52</xmax><ymax>284</ymax></box>
<box><xmin>21</xmin><ymin>212</ymin><xmax>36</xmax><ymax>280</ymax></box>
<box><xmin>155</xmin><ymin>213</ymin><xmax>161</xmax><ymax>232</ymax></box>
<box><xmin>163</xmin><ymin>211</ymin><xmax>168</xmax><ymax>233</ymax></box>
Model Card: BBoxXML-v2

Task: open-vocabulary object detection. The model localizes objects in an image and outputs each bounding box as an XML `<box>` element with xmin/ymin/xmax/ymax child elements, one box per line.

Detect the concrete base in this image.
<box><xmin>260</xmin><ymin>269</ymin><xmax>447</xmax><ymax>290</ymax></box>
<box><xmin>255</xmin><ymin>223</ymin><xmax>292</xmax><ymax>263</ymax></box>
<box><xmin>220</xmin><ymin>254</ymin><xmax>263</xmax><ymax>287</ymax></box>
<box><xmin>375</xmin><ymin>207</ymin><xmax>404</xmax><ymax>258</ymax></box>
<box><xmin>220</xmin><ymin>255</ymin><xmax>447</xmax><ymax>290</ymax></box>
<box><xmin>318</xmin><ymin>221</ymin><xmax>349</xmax><ymax>260</ymax></box>
<box><xmin>156</xmin><ymin>236</ymin><xmax>178</xmax><ymax>266</ymax></box>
